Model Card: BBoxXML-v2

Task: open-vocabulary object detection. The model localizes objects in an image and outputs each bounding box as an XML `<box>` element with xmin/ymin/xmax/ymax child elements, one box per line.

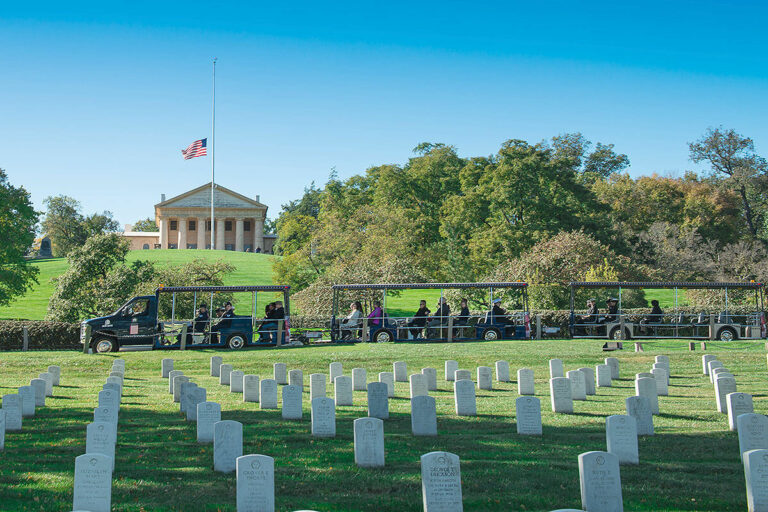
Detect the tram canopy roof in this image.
<box><xmin>568</xmin><ymin>281</ymin><xmax>762</xmax><ymax>290</ymax></box>
<box><xmin>332</xmin><ymin>282</ymin><xmax>527</xmax><ymax>291</ymax></box>
<box><xmin>156</xmin><ymin>285</ymin><xmax>290</xmax><ymax>294</ymax></box>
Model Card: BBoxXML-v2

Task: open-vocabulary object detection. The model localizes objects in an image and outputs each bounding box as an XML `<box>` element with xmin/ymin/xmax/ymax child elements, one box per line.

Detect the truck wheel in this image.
<box><xmin>717</xmin><ymin>327</ymin><xmax>737</xmax><ymax>341</ymax></box>
<box><xmin>92</xmin><ymin>337</ymin><xmax>118</xmax><ymax>353</ymax></box>
<box><xmin>609</xmin><ymin>327</ymin><xmax>631</xmax><ymax>340</ymax></box>
<box><xmin>483</xmin><ymin>328</ymin><xmax>501</xmax><ymax>341</ymax></box>
<box><xmin>227</xmin><ymin>334</ymin><xmax>246</xmax><ymax>350</ymax></box>
<box><xmin>373</xmin><ymin>329</ymin><xmax>393</xmax><ymax>343</ymax></box>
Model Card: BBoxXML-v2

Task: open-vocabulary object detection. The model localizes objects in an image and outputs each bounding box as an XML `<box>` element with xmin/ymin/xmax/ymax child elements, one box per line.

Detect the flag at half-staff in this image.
<box><xmin>181</xmin><ymin>138</ymin><xmax>207</xmax><ymax>160</ymax></box>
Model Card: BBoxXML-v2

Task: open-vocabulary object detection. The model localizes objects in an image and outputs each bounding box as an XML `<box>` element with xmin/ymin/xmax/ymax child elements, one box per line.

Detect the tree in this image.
<box><xmin>549</xmin><ymin>132</ymin><xmax>629</xmax><ymax>183</ymax></box>
<box><xmin>83</xmin><ymin>212</ymin><xmax>120</xmax><ymax>237</ymax></box>
<box><xmin>0</xmin><ymin>169</ymin><xmax>39</xmax><ymax>308</ymax></box>
<box><xmin>689</xmin><ymin>127</ymin><xmax>768</xmax><ymax>239</ymax></box>
<box><xmin>42</xmin><ymin>196</ymin><xmax>87</xmax><ymax>257</ymax></box>
<box><xmin>131</xmin><ymin>218</ymin><xmax>158</xmax><ymax>232</ymax></box>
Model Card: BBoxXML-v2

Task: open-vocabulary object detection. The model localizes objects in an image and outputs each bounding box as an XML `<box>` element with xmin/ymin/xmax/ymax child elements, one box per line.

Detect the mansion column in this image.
<box><xmin>235</xmin><ymin>218</ymin><xmax>245</xmax><ymax>252</ymax></box>
<box><xmin>216</xmin><ymin>219</ymin><xmax>226</xmax><ymax>250</ymax></box>
<box><xmin>159</xmin><ymin>218</ymin><xmax>168</xmax><ymax>249</ymax></box>
<box><xmin>197</xmin><ymin>217</ymin><xmax>206</xmax><ymax>249</ymax></box>
<box><xmin>253</xmin><ymin>216</ymin><xmax>264</xmax><ymax>252</ymax></box>
<box><xmin>177</xmin><ymin>217</ymin><xmax>187</xmax><ymax>250</ymax></box>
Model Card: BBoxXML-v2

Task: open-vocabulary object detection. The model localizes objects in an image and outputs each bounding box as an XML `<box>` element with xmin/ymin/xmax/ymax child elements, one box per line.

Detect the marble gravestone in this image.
<box><xmin>549</xmin><ymin>377</ymin><xmax>573</xmax><ymax>414</ymax></box>
<box><xmin>605</xmin><ymin>357</ymin><xmax>620</xmax><ymax>379</ymax></box>
<box><xmin>98</xmin><ymin>390</ymin><xmax>119</xmax><ymax>415</ymax></box>
<box><xmin>701</xmin><ymin>354</ymin><xmax>716</xmax><ymax>375</ymax></box>
<box><xmin>412</xmin><ymin>395</ymin><xmax>438</xmax><ymax>436</ymax></box>
<box><xmin>549</xmin><ymin>358</ymin><xmax>564</xmax><ymax>379</ymax></box>
<box><xmin>635</xmin><ymin>377</ymin><xmax>659</xmax><ymax>415</ymax></box>
<box><xmin>219</xmin><ymin>364</ymin><xmax>233</xmax><ymax>386</ymax></box>
<box><xmin>379</xmin><ymin>372</ymin><xmax>395</xmax><ymax>398</ymax></box>
<box><xmin>161</xmin><ymin>358</ymin><xmax>174</xmax><ymax>378</ymax></box>
<box><xmin>329</xmin><ymin>362</ymin><xmax>343</xmax><ymax>383</ymax></box>
<box><xmin>236</xmin><ymin>454</ymin><xmax>275</xmax><ymax>512</ymax></box>
<box><xmin>289</xmin><ymin>369</ymin><xmax>304</xmax><ymax>390</ymax></box>
<box><xmin>726</xmin><ymin>393</ymin><xmax>754</xmax><ymax>431</ymax></box>
<box><xmin>311</xmin><ymin>397</ymin><xmax>336</xmax><ymax>438</ymax></box>
<box><xmin>453</xmin><ymin>369</ymin><xmax>472</xmax><ymax>382</ymax></box>
<box><xmin>715</xmin><ymin>376</ymin><xmax>737</xmax><ymax>414</ymax></box>
<box><xmin>47</xmin><ymin>365</ymin><xmax>61</xmax><ymax>386</ymax></box>
<box><xmin>310</xmin><ymin>373</ymin><xmax>326</xmax><ymax>401</ymax></box>
<box><xmin>606</xmin><ymin>415</ymin><xmax>638</xmax><ymax>465</ymax></box>
<box><xmin>352</xmin><ymin>368</ymin><xmax>367</xmax><ymax>391</ymax></box>
<box><xmin>495</xmin><ymin>360</ymin><xmax>510</xmax><ymax>382</ymax></box>
<box><xmin>421</xmin><ymin>451</ymin><xmax>463</xmax><ymax>512</ymax></box>
<box><xmin>243</xmin><ymin>375</ymin><xmax>260</xmax><ymax>403</ymax></box>
<box><xmin>2</xmin><ymin>394</ymin><xmax>22</xmax><ymax>431</ymax></box>
<box><xmin>635</xmin><ymin>372</ymin><xmax>653</xmax><ymax>380</ymax></box>
<box><xmin>738</xmin><ymin>414</ymin><xmax>768</xmax><ymax>461</ymax></box>
<box><xmin>454</xmin><ymin>379</ymin><xmax>477</xmax><ymax>416</ymax></box>
<box><xmin>273</xmin><ymin>363</ymin><xmax>288</xmax><ymax>385</ymax></box>
<box><xmin>743</xmin><ymin>449</ymin><xmax>768</xmax><ymax>512</ymax></box>
<box><xmin>354</xmin><ymin>417</ymin><xmax>385</xmax><ymax>467</ymax></box>
<box><xmin>652</xmin><ymin>363</ymin><xmax>669</xmax><ymax>384</ymax></box>
<box><xmin>579</xmin><ymin>367</ymin><xmax>596</xmax><ymax>395</ymax></box>
<box><xmin>334</xmin><ymin>376</ymin><xmax>354</xmax><ymax>406</ymax></box>
<box><xmin>86</xmin><ymin>422</ymin><xmax>117</xmax><ymax>470</ymax></box>
<box><xmin>197</xmin><ymin>402</ymin><xmax>222</xmax><ymax>443</ymax></box>
<box><xmin>73</xmin><ymin>453</ymin><xmax>112</xmax><ymax>512</ymax></box>
<box><xmin>422</xmin><ymin>367</ymin><xmax>438</xmax><ymax>391</ymax></box>
<box><xmin>445</xmin><ymin>360</ymin><xmax>459</xmax><ymax>382</ymax></box>
<box><xmin>17</xmin><ymin>386</ymin><xmax>35</xmax><ymax>417</ymax></box>
<box><xmin>566</xmin><ymin>370</ymin><xmax>586</xmax><ymax>401</ymax></box>
<box><xmin>214</xmin><ymin>420</ymin><xmax>243</xmax><ymax>473</ymax></box>
<box><xmin>518</xmin><ymin>368</ymin><xmax>535</xmax><ymax>395</ymax></box>
<box><xmin>180</xmin><ymin>382</ymin><xmax>198</xmax><ymax>414</ymax></box>
<box><xmin>579</xmin><ymin>451</ymin><xmax>623</xmax><ymax>512</ymax></box>
<box><xmin>187</xmin><ymin>388</ymin><xmax>207</xmax><ymax>421</ymax></box>
<box><xmin>410</xmin><ymin>374</ymin><xmax>428</xmax><ymax>398</ymax></box>
<box><xmin>650</xmin><ymin>368</ymin><xmax>668</xmax><ymax>396</ymax></box>
<box><xmin>173</xmin><ymin>375</ymin><xmax>190</xmax><ymax>403</ymax></box>
<box><xmin>707</xmin><ymin>360</ymin><xmax>724</xmax><ymax>382</ymax></box>
<box><xmin>393</xmin><ymin>361</ymin><xmax>408</xmax><ymax>382</ymax></box>
<box><xmin>625</xmin><ymin>396</ymin><xmax>654</xmax><ymax>436</ymax></box>
<box><xmin>260</xmin><ymin>379</ymin><xmax>278</xmax><ymax>409</ymax></box>
<box><xmin>515</xmin><ymin>396</ymin><xmax>542</xmax><ymax>435</ymax></box>
<box><xmin>477</xmin><ymin>366</ymin><xmax>493</xmax><ymax>391</ymax></box>
<box><xmin>596</xmin><ymin>364</ymin><xmax>612</xmax><ymax>388</ymax></box>
<box><xmin>30</xmin><ymin>378</ymin><xmax>46</xmax><ymax>407</ymax></box>
<box><xmin>39</xmin><ymin>372</ymin><xmax>54</xmax><ymax>396</ymax></box>
<box><xmin>94</xmin><ymin>406</ymin><xmax>118</xmax><ymax>425</ymax></box>
<box><xmin>168</xmin><ymin>370</ymin><xmax>183</xmax><ymax>394</ymax></box>
<box><xmin>235</xmin><ymin>455</ymin><xmax>275</xmax><ymax>512</ymax></box>
<box><xmin>367</xmin><ymin>382</ymin><xmax>389</xmax><ymax>420</ymax></box>
<box><xmin>282</xmin><ymin>385</ymin><xmax>302</xmax><ymax>420</ymax></box>
<box><xmin>229</xmin><ymin>371</ymin><xmax>245</xmax><ymax>393</ymax></box>
<box><xmin>210</xmin><ymin>356</ymin><xmax>223</xmax><ymax>377</ymax></box>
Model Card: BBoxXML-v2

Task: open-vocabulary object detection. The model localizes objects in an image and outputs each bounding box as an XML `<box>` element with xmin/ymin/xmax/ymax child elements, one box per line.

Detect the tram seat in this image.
<box><xmin>692</xmin><ymin>312</ymin><xmax>708</xmax><ymax>325</ymax></box>
<box><xmin>717</xmin><ymin>312</ymin><xmax>732</xmax><ymax>324</ymax></box>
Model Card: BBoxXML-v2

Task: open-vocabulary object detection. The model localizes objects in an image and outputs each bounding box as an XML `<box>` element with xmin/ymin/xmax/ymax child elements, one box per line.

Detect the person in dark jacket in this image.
<box><xmin>640</xmin><ymin>299</ymin><xmax>664</xmax><ymax>333</ymax></box>
<box><xmin>257</xmin><ymin>302</ymin><xmax>277</xmax><ymax>341</ymax></box>
<box><xmin>453</xmin><ymin>298</ymin><xmax>471</xmax><ymax>338</ymax></box>
<box><xmin>407</xmin><ymin>300</ymin><xmax>430</xmax><ymax>339</ymax></box>
<box><xmin>427</xmin><ymin>298</ymin><xmax>451</xmax><ymax>338</ymax></box>
<box><xmin>491</xmin><ymin>298</ymin><xmax>514</xmax><ymax>325</ymax></box>
<box><xmin>578</xmin><ymin>299</ymin><xmax>598</xmax><ymax>323</ymax></box>
<box><xmin>601</xmin><ymin>298</ymin><xmax>619</xmax><ymax>323</ymax></box>
<box><xmin>193</xmin><ymin>304</ymin><xmax>209</xmax><ymax>332</ymax></box>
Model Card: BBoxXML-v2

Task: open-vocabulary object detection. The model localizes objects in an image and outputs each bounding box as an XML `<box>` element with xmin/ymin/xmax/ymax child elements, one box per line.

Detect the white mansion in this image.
<box><xmin>123</xmin><ymin>183</ymin><xmax>276</xmax><ymax>253</ymax></box>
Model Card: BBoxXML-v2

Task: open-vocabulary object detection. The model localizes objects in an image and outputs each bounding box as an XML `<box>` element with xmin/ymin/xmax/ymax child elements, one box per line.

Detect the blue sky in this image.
<box><xmin>1</xmin><ymin>1</ymin><xmax>767</xmax><ymax>227</ymax></box>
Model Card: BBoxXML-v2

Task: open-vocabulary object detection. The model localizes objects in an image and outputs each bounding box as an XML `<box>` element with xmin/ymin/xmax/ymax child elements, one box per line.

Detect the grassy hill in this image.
<box><xmin>0</xmin><ymin>250</ymin><xmax>277</xmax><ymax>321</ymax></box>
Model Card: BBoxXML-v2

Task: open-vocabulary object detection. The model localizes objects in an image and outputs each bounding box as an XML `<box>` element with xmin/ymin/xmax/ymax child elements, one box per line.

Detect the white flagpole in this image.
<box><xmin>210</xmin><ymin>58</ymin><xmax>217</xmax><ymax>250</ymax></box>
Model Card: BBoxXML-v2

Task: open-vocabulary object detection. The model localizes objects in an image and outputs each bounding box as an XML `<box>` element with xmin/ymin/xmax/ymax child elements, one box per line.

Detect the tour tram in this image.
<box><xmin>80</xmin><ymin>285</ymin><xmax>291</xmax><ymax>352</ymax></box>
<box><xmin>568</xmin><ymin>281</ymin><xmax>766</xmax><ymax>341</ymax></box>
<box><xmin>330</xmin><ymin>282</ymin><xmax>530</xmax><ymax>343</ymax></box>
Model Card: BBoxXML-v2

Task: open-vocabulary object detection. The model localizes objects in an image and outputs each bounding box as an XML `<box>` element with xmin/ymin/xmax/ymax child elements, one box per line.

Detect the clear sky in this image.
<box><xmin>2</xmin><ymin>1</ymin><xmax>767</xmax><ymax>227</ymax></box>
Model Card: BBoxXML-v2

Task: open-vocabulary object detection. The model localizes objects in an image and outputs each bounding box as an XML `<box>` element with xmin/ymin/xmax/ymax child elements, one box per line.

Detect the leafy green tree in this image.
<box><xmin>131</xmin><ymin>218</ymin><xmax>158</xmax><ymax>232</ymax></box>
<box><xmin>0</xmin><ymin>169</ymin><xmax>39</xmax><ymax>308</ymax></box>
<box><xmin>549</xmin><ymin>132</ymin><xmax>629</xmax><ymax>183</ymax></box>
<box><xmin>42</xmin><ymin>196</ymin><xmax>120</xmax><ymax>256</ymax></box>
<box><xmin>83</xmin><ymin>212</ymin><xmax>120</xmax><ymax>237</ymax></box>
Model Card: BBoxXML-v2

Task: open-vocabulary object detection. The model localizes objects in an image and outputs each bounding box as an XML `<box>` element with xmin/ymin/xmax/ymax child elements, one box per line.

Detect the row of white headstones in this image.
<box><xmin>0</xmin><ymin>364</ymin><xmax>62</xmax><ymax>438</ymax></box>
<box><xmin>71</xmin><ymin>358</ymin><xmax>125</xmax><ymax>512</ymax></box>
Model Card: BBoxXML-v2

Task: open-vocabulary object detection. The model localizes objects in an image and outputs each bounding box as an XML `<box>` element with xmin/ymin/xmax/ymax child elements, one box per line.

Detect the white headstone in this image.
<box><xmin>652</xmin><ymin>363</ymin><xmax>669</xmax><ymax>384</ymax></box>
<box><xmin>367</xmin><ymin>382</ymin><xmax>389</xmax><ymax>420</ymax></box>
<box><xmin>477</xmin><ymin>366</ymin><xmax>493</xmax><ymax>391</ymax></box>
<box><xmin>161</xmin><ymin>358</ymin><xmax>174</xmax><ymax>378</ymax></box>
<box><xmin>702</xmin><ymin>354</ymin><xmax>716</xmax><ymax>375</ymax></box>
<box><xmin>168</xmin><ymin>370</ymin><xmax>183</xmax><ymax>393</ymax></box>
<box><xmin>635</xmin><ymin>377</ymin><xmax>659</xmax><ymax>415</ymax></box>
<box><xmin>230</xmin><ymin>370</ymin><xmax>245</xmax><ymax>393</ymax></box>
<box><xmin>515</xmin><ymin>396</ymin><xmax>542</xmax><ymax>435</ymax></box>
<box><xmin>727</xmin><ymin>392</ymin><xmax>754</xmax><ymax>431</ymax></box>
<box><xmin>578</xmin><ymin>367</ymin><xmax>596</xmax><ymax>395</ymax></box>
<box><xmin>605</xmin><ymin>357</ymin><xmax>620</xmax><ymax>379</ymax></box>
<box><xmin>311</xmin><ymin>397</ymin><xmax>336</xmax><ymax>437</ymax></box>
<box><xmin>578</xmin><ymin>451</ymin><xmax>623</xmax><ymax>512</ymax></box>
<box><xmin>707</xmin><ymin>360</ymin><xmax>724</xmax><ymax>382</ymax></box>
<box><xmin>549</xmin><ymin>377</ymin><xmax>573</xmax><ymax>414</ymax></box>
<box><xmin>180</xmin><ymin>381</ymin><xmax>198</xmax><ymax>413</ymax></box>
<box><xmin>352</xmin><ymin>368</ymin><xmax>367</xmax><ymax>391</ymax></box>
<box><xmin>102</xmin><ymin>383</ymin><xmax>120</xmax><ymax>402</ymax></box>
<box><xmin>47</xmin><ymin>365</ymin><xmax>61</xmax><ymax>386</ymax></box>
<box><xmin>39</xmin><ymin>372</ymin><xmax>53</xmax><ymax>396</ymax></box>
<box><xmin>282</xmin><ymin>385</ymin><xmax>303</xmax><ymax>420</ymax></box>
<box><xmin>635</xmin><ymin>372</ymin><xmax>653</xmax><ymax>380</ymax></box>
<box><xmin>236</xmin><ymin>454</ymin><xmax>275</xmax><ymax>512</ymax></box>
<box><xmin>94</xmin><ymin>406</ymin><xmax>118</xmax><ymax>426</ymax></box>
<box><xmin>715</xmin><ymin>376</ymin><xmax>737</xmax><ymax>413</ymax></box>
<box><xmin>549</xmin><ymin>358</ymin><xmax>564</xmax><ymax>378</ymax></box>
<box><xmin>219</xmin><ymin>364</ymin><xmax>233</xmax><ymax>385</ymax></box>
<box><xmin>566</xmin><ymin>370</ymin><xmax>586</xmax><ymax>401</ymax></box>
<box><xmin>289</xmin><ymin>369</ymin><xmax>304</xmax><ymax>390</ymax></box>
<box><xmin>210</xmin><ymin>356</ymin><xmax>223</xmax><ymax>377</ymax></box>
<box><xmin>518</xmin><ymin>368</ymin><xmax>535</xmax><ymax>395</ymax></box>
<box><xmin>711</xmin><ymin>367</ymin><xmax>730</xmax><ymax>380</ymax></box>
<box><xmin>334</xmin><ymin>376</ymin><xmax>354</xmax><ymax>406</ymax></box>
<box><xmin>422</xmin><ymin>367</ymin><xmax>438</xmax><ymax>391</ymax></box>
<box><xmin>260</xmin><ymin>379</ymin><xmax>278</xmax><ymax>409</ymax></box>
<box><xmin>98</xmin><ymin>389</ymin><xmax>118</xmax><ymax>413</ymax></box>
<box><xmin>2</xmin><ymin>394</ymin><xmax>22</xmax><ymax>431</ymax></box>
<box><xmin>596</xmin><ymin>364</ymin><xmax>612</xmax><ymax>388</ymax></box>
<box><xmin>73</xmin><ymin>453</ymin><xmax>112</xmax><ymax>512</ymax></box>
<box><xmin>173</xmin><ymin>375</ymin><xmax>190</xmax><ymax>403</ymax></box>
<box><xmin>454</xmin><ymin>369</ymin><xmax>471</xmax><ymax>382</ymax></box>
<box><xmin>393</xmin><ymin>361</ymin><xmax>408</xmax><ymax>382</ymax></box>
<box><xmin>379</xmin><ymin>372</ymin><xmax>395</xmax><ymax>398</ymax></box>
<box><xmin>354</xmin><ymin>417</ymin><xmax>385</xmax><ymax>467</ymax></box>
<box><xmin>86</xmin><ymin>422</ymin><xmax>116</xmax><ymax>470</ymax></box>
<box><xmin>606</xmin><ymin>415</ymin><xmax>638</xmax><ymax>465</ymax></box>
<box><xmin>17</xmin><ymin>386</ymin><xmax>35</xmax><ymax>417</ymax></box>
<box><xmin>30</xmin><ymin>378</ymin><xmax>46</xmax><ymax>407</ymax></box>
<box><xmin>738</xmin><ymin>413</ymin><xmax>768</xmax><ymax>460</ymax></box>
<box><xmin>105</xmin><ymin>376</ymin><xmax>122</xmax><ymax>396</ymax></box>
<box><xmin>187</xmin><ymin>387</ymin><xmax>207</xmax><ymax>421</ymax></box>
<box><xmin>214</xmin><ymin>420</ymin><xmax>243</xmax><ymax>473</ymax></box>
<box><xmin>243</xmin><ymin>375</ymin><xmax>260</xmax><ymax>403</ymax></box>
<box><xmin>743</xmin><ymin>448</ymin><xmax>768</xmax><ymax>512</ymax></box>
<box><xmin>410</xmin><ymin>373</ymin><xmax>428</xmax><ymax>398</ymax></box>
<box><xmin>655</xmin><ymin>354</ymin><xmax>669</xmax><ymax>367</ymax></box>
<box><xmin>412</xmin><ymin>395</ymin><xmax>438</xmax><ymax>436</ymax></box>
<box><xmin>196</xmin><ymin>402</ymin><xmax>221</xmax><ymax>443</ymax></box>
<box><xmin>445</xmin><ymin>360</ymin><xmax>458</xmax><ymax>381</ymax></box>
<box><xmin>273</xmin><ymin>363</ymin><xmax>287</xmax><ymax>385</ymax></box>
<box><xmin>421</xmin><ymin>451</ymin><xmax>463</xmax><ymax>512</ymax></box>
<box><xmin>310</xmin><ymin>373</ymin><xmax>326</xmax><ymax>401</ymax></box>
<box><xmin>329</xmin><ymin>362</ymin><xmax>343</xmax><ymax>383</ymax></box>
<box><xmin>625</xmin><ymin>396</ymin><xmax>653</xmax><ymax>436</ymax></box>
<box><xmin>454</xmin><ymin>379</ymin><xmax>477</xmax><ymax>416</ymax></box>
<box><xmin>495</xmin><ymin>361</ymin><xmax>510</xmax><ymax>382</ymax></box>
<box><xmin>650</xmin><ymin>368</ymin><xmax>668</xmax><ymax>396</ymax></box>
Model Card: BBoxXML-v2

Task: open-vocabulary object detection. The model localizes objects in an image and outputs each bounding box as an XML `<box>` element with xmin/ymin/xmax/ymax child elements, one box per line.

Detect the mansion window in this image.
<box><xmin>170</xmin><ymin>220</ymin><xmax>178</xmax><ymax>231</ymax></box>
<box><xmin>206</xmin><ymin>220</ymin><xmax>211</xmax><ymax>231</ymax></box>
<box><xmin>244</xmin><ymin>221</ymin><xmax>251</xmax><ymax>231</ymax></box>
<box><xmin>188</xmin><ymin>220</ymin><xmax>196</xmax><ymax>231</ymax></box>
<box><xmin>225</xmin><ymin>221</ymin><xmax>233</xmax><ymax>231</ymax></box>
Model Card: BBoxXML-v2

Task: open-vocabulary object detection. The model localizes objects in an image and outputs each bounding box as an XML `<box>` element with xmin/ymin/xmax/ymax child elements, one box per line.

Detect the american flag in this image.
<box><xmin>181</xmin><ymin>138</ymin><xmax>207</xmax><ymax>160</ymax></box>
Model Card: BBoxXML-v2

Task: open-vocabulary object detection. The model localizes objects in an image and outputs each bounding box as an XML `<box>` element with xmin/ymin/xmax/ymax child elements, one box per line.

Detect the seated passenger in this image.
<box><xmin>491</xmin><ymin>298</ymin><xmax>514</xmax><ymax>325</ymax></box>
<box><xmin>640</xmin><ymin>299</ymin><xmax>663</xmax><ymax>334</ymax></box>
<box><xmin>257</xmin><ymin>302</ymin><xmax>277</xmax><ymax>341</ymax></box>
<box><xmin>341</xmin><ymin>301</ymin><xmax>363</xmax><ymax>340</ymax></box>
<box><xmin>601</xmin><ymin>298</ymin><xmax>619</xmax><ymax>323</ymax></box>
<box><xmin>193</xmin><ymin>304</ymin><xmax>209</xmax><ymax>333</ymax></box>
<box><xmin>407</xmin><ymin>300</ymin><xmax>430</xmax><ymax>339</ymax></box>
<box><xmin>578</xmin><ymin>299</ymin><xmax>598</xmax><ymax>323</ymax></box>
<box><xmin>453</xmin><ymin>298</ymin><xmax>471</xmax><ymax>337</ymax></box>
<box><xmin>368</xmin><ymin>301</ymin><xmax>383</xmax><ymax>328</ymax></box>
<box><xmin>427</xmin><ymin>298</ymin><xmax>451</xmax><ymax>337</ymax></box>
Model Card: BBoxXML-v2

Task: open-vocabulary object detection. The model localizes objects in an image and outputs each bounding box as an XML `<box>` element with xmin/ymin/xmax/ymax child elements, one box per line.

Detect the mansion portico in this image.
<box><xmin>123</xmin><ymin>183</ymin><xmax>275</xmax><ymax>253</ymax></box>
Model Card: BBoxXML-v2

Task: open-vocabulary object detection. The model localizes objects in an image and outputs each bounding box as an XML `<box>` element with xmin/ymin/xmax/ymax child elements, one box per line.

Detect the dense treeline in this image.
<box><xmin>273</xmin><ymin>127</ymin><xmax>767</xmax><ymax>314</ymax></box>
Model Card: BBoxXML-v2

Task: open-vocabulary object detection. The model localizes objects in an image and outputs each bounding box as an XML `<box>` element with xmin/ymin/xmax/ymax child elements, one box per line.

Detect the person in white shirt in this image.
<box><xmin>341</xmin><ymin>301</ymin><xmax>363</xmax><ymax>340</ymax></box>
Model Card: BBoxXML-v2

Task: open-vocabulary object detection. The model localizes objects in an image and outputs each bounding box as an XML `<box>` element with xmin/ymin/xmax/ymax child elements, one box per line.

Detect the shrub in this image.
<box><xmin>0</xmin><ymin>320</ymin><xmax>80</xmax><ymax>351</ymax></box>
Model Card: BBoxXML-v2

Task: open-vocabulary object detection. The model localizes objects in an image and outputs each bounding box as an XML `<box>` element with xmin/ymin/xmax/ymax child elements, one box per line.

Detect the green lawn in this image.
<box><xmin>0</xmin><ymin>250</ymin><xmax>277</xmax><ymax>321</ymax></box>
<box><xmin>0</xmin><ymin>340</ymin><xmax>763</xmax><ymax>511</ymax></box>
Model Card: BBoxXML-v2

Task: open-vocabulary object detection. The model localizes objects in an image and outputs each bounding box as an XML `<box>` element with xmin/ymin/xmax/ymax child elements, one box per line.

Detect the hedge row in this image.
<box><xmin>0</xmin><ymin>321</ymin><xmax>81</xmax><ymax>351</ymax></box>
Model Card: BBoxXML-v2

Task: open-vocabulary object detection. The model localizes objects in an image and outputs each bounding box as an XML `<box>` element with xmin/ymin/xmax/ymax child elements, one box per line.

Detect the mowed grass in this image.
<box><xmin>0</xmin><ymin>340</ymin><xmax>764</xmax><ymax>511</ymax></box>
<box><xmin>0</xmin><ymin>250</ymin><xmax>277</xmax><ymax>321</ymax></box>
